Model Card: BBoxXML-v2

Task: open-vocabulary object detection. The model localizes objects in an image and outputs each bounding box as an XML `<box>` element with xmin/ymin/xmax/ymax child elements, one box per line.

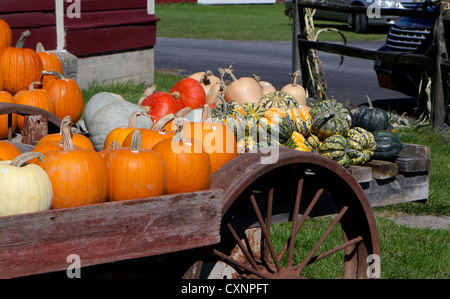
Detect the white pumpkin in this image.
<box><xmin>89</xmin><ymin>100</ymin><xmax>154</xmax><ymax>151</ymax></box>
<box><xmin>83</xmin><ymin>92</ymin><xmax>125</xmax><ymax>132</ymax></box>
<box><xmin>0</xmin><ymin>152</ymin><xmax>52</xmax><ymax>217</ymax></box>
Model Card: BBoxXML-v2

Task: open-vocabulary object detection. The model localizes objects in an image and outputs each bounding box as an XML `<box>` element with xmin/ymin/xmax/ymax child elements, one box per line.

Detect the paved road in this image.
<box><xmin>154</xmin><ymin>37</ymin><xmax>413</xmax><ymax>108</ymax></box>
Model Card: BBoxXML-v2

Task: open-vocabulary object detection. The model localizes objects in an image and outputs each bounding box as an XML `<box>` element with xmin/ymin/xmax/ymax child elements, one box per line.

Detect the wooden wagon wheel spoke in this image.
<box><xmin>277</xmin><ymin>186</ymin><xmax>324</xmax><ymax>261</ymax></box>
<box><xmin>294</xmin><ymin>205</ymin><xmax>348</xmax><ymax>275</ymax></box>
<box><xmin>184</xmin><ymin>149</ymin><xmax>380</xmax><ymax>279</ymax></box>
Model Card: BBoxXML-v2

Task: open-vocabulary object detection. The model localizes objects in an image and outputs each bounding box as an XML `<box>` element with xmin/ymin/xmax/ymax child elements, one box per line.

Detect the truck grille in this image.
<box><xmin>385</xmin><ymin>25</ymin><xmax>431</xmax><ymax>52</ymax></box>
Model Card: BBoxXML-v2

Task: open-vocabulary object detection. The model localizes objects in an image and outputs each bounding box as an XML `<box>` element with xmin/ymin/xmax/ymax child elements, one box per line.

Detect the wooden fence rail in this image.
<box><xmin>293</xmin><ymin>0</ymin><xmax>449</xmax><ymax>127</ymax></box>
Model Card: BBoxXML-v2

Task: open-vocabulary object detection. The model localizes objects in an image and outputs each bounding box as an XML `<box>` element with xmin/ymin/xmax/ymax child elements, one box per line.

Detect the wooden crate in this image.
<box><xmin>347</xmin><ymin>144</ymin><xmax>431</xmax><ymax>207</ymax></box>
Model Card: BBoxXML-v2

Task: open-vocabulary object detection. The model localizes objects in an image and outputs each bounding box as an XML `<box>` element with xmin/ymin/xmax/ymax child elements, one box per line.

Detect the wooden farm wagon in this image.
<box><xmin>0</xmin><ymin>103</ymin><xmax>430</xmax><ymax>279</ymax></box>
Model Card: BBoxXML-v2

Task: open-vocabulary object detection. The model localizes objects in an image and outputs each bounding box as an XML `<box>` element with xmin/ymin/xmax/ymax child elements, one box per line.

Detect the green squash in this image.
<box><xmin>371</xmin><ymin>130</ymin><xmax>404</xmax><ymax>161</ymax></box>
<box><xmin>346</xmin><ymin>127</ymin><xmax>377</xmax><ymax>165</ymax></box>
<box><xmin>258</xmin><ymin>91</ymin><xmax>299</xmax><ymax>110</ymax></box>
<box><xmin>318</xmin><ymin>134</ymin><xmax>351</xmax><ymax>168</ymax></box>
<box><xmin>352</xmin><ymin>97</ymin><xmax>390</xmax><ymax>132</ymax></box>
<box><xmin>309</xmin><ymin>99</ymin><xmax>352</xmax><ymax>140</ymax></box>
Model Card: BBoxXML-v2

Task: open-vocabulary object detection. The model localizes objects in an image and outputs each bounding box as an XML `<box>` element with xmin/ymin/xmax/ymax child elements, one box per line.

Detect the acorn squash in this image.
<box><xmin>318</xmin><ymin>134</ymin><xmax>351</xmax><ymax>168</ymax></box>
<box><xmin>346</xmin><ymin>127</ymin><xmax>377</xmax><ymax>165</ymax></box>
<box><xmin>258</xmin><ymin>91</ymin><xmax>299</xmax><ymax>110</ymax></box>
<box><xmin>352</xmin><ymin>97</ymin><xmax>390</xmax><ymax>132</ymax></box>
<box><xmin>309</xmin><ymin>99</ymin><xmax>352</xmax><ymax>140</ymax></box>
<box><xmin>371</xmin><ymin>130</ymin><xmax>404</xmax><ymax>161</ymax></box>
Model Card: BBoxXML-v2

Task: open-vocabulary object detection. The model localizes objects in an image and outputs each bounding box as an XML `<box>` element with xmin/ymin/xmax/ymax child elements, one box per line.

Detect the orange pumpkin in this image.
<box><xmin>152</xmin><ymin>125</ymin><xmax>211</xmax><ymax>194</ymax></box>
<box><xmin>104</xmin><ymin>130</ymin><xmax>167</xmax><ymax>201</ymax></box>
<box><xmin>104</xmin><ymin>111</ymin><xmax>150</xmax><ymax>149</ymax></box>
<box><xmin>35</xmin><ymin>116</ymin><xmax>94</xmax><ymax>150</ymax></box>
<box><xmin>38</xmin><ymin>120</ymin><xmax>109</xmax><ymax>209</ymax></box>
<box><xmin>122</xmin><ymin>114</ymin><xmax>175</xmax><ymax>150</ymax></box>
<box><xmin>0</xmin><ymin>91</ymin><xmax>16</xmax><ymax>139</ymax></box>
<box><xmin>0</xmin><ymin>31</ymin><xmax>43</xmax><ymax>95</ymax></box>
<box><xmin>42</xmin><ymin>71</ymin><xmax>83</xmax><ymax>123</ymax></box>
<box><xmin>13</xmin><ymin>82</ymin><xmax>55</xmax><ymax>131</ymax></box>
<box><xmin>36</xmin><ymin>42</ymin><xmax>63</xmax><ymax>86</ymax></box>
<box><xmin>183</xmin><ymin>105</ymin><xmax>238</xmax><ymax>173</ymax></box>
<box><xmin>0</xmin><ymin>19</ymin><xmax>12</xmax><ymax>51</ymax></box>
<box><xmin>0</xmin><ymin>140</ymin><xmax>21</xmax><ymax>160</ymax></box>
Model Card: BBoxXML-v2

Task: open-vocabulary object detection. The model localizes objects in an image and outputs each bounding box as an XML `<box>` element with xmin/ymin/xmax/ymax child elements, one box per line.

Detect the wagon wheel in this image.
<box><xmin>183</xmin><ymin>148</ymin><xmax>380</xmax><ymax>279</ymax></box>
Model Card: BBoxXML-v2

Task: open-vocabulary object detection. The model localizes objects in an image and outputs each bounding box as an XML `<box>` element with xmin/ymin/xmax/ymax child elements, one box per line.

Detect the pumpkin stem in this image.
<box><xmin>36</xmin><ymin>42</ymin><xmax>46</xmax><ymax>53</ymax></box>
<box><xmin>175</xmin><ymin>107</ymin><xmax>192</xmax><ymax>118</ymax></box>
<box><xmin>29</xmin><ymin>81</ymin><xmax>42</xmax><ymax>91</ymax></box>
<box><xmin>171</xmin><ymin>91</ymin><xmax>180</xmax><ymax>99</ymax></box>
<box><xmin>152</xmin><ymin>114</ymin><xmax>176</xmax><ymax>131</ymax></box>
<box><xmin>223</xmin><ymin>64</ymin><xmax>237</xmax><ymax>81</ymax></box>
<box><xmin>201</xmin><ymin>104</ymin><xmax>212</xmax><ymax>123</ymax></box>
<box><xmin>142</xmin><ymin>85</ymin><xmax>157</xmax><ymax>97</ymax></box>
<box><xmin>128</xmin><ymin>111</ymin><xmax>142</xmax><ymax>128</ymax></box>
<box><xmin>129</xmin><ymin>129</ymin><xmax>142</xmax><ymax>152</ymax></box>
<box><xmin>15</xmin><ymin>30</ymin><xmax>31</xmax><ymax>48</ymax></box>
<box><xmin>172</xmin><ymin>119</ymin><xmax>186</xmax><ymax>143</ymax></box>
<box><xmin>105</xmin><ymin>140</ymin><xmax>120</xmax><ymax>150</ymax></box>
<box><xmin>58</xmin><ymin>116</ymin><xmax>75</xmax><ymax>150</ymax></box>
<box><xmin>366</xmin><ymin>95</ymin><xmax>373</xmax><ymax>108</ymax></box>
<box><xmin>9</xmin><ymin>152</ymin><xmax>45</xmax><ymax>167</ymax></box>
<box><xmin>41</xmin><ymin>71</ymin><xmax>64</xmax><ymax>80</ymax></box>
<box><xmin>217</xmin><ymin>95</ymin><xmax>228</xmax><ymax>115</ymax></box>
<box><xmin>291</xmin><ymin>70</ymin><xmax>300</xmax><ymax>86</ymax></box>
<box><xmin>199</xmin><ymin>71</ymin><xmax>213</xmax><ymax>86</ymax></box>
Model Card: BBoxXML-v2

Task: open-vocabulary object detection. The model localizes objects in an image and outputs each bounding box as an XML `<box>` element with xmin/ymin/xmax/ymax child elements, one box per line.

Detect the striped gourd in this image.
<box><xmin>287</xmin><ymin>107</ymin><xmax>312</xmax><ymax>136</ymax></box>
<box><xmin>284</xmin><ymin>131</ymin><xmax>310</xmax><ymax>152</ymax></box>
<box><xmin>309</xmin><ymin>99</ymin><xmax>352</xmax><ymax>140</ymax></box>
<box><xmin>306</xmin><ymin>133</ymin><xmax>321</xmax><ymax>152</ymax></box>
<box><xmin>258</xmin><ymin>91</ymin><xmax>299</xmax><ymax>110</ymax></box>
<box><xmin>211</xmin><ymin>99</ymin><xmax>246</xmax><ymax>139</ymax></box>
<box><xmin>258</xmin><ymin>107</ymin><xmax>295</xmax><ymax>143</ymax></box>
<box><xmin>318</xmin><ymin>134</ymin><xmax>351</xmax><ymax>168</ymax></box>
<box><xmin>346</xmin><ymin>127</ymin><xmax>377</xmax><ymax>165</ymax></box>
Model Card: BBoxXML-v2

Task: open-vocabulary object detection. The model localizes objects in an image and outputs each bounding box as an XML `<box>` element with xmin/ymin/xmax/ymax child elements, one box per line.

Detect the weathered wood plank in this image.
<box><xmin>395</xmin><ymin>156</ymin><xmax>432</xmax><ymax>173</ymax></box>
<box><xmin>297</xmin><ymin>38</ymin><xmax>434</xmax><ymax>66</ymax></box>
<box><xmin>365</xmin><ymin>160</ymin><xmax>398</xmax><ymax>180</ymax></box>
<box><xmin>347</xmin><ymin>165</ymin><xmax>372</xmax><ymax>183</ymax></box>
<box><xmin>398</xmin><ymin>143</ymin><xmax>430</xmax><ymax>158</ymax></box>
<box><xmin>0</xmin><ymin>189</ymin><xmax>223</xmax><ymax>279</ymax></box>
<box><xmin>362</xmin><ymin>172</ymin><xmax>429</xmax><ymax>207</ymax></box>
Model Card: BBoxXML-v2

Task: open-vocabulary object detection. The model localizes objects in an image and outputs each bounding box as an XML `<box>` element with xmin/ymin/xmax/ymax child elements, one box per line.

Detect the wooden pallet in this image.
<box><xmin>347</xmin><ymin>144</ymin><xmax>431</xmax><ymax>207</ymax></box>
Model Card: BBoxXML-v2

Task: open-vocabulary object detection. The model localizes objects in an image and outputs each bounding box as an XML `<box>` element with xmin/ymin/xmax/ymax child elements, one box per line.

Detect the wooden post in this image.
<box><xmin>21</xmin><ymin>115</ymin><xmax>49</xmax><ymax>145</ymax></box>
<box><xmin>296</xmin><ymin>0</ymin><xmax>312</xmax><ymax>93</ymax></box>
<box><xmin>431</xmin><ymin>1</ymin><xmax>449</xmax><ymax>128</ymax></box>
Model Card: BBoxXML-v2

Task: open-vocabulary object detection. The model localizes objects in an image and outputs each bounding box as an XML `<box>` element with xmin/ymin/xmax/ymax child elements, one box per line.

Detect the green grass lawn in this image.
<box><xmin>155</xmin><ymin>3</ymin><xmax>388</xmax><ymax>42</ymax></box>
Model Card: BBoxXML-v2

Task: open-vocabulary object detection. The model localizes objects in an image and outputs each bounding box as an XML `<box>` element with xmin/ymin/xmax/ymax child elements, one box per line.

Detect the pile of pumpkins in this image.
<box><xmin>0</xmin><ymin>20</ymin><xmax>404</xmax><ymax>218</ymax></box>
